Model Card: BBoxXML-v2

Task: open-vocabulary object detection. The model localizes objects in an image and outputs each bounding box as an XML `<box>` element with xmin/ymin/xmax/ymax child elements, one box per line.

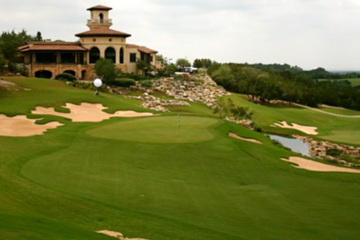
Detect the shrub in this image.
<box><xmin>73</xmin><ymin>81</ymin><xmax>97</xmax><ymax>90</ymax></box>
<box><xmin>55</xmin><ymin>73</ymin><xmax>76</xmax><ymax>81</ymax></box>
<box><xmin>198</xmin><ymin>68</ymin><xmax>207</xmax><ymax>75</ymax></box>
<box><xmin>326</xmin><ymin>148</ymin><xmax>343</xmax><ymax>157</ymax></box>
<box><xmin>94</xmin><ymin>58</ymin><xmax>117</xmax><ymax>83</ymax></box>
<box><xmin>254</xmin><ymin>127</ymin><xmax>262</xmax><ymax>133</ymax></box>
<box><xmin>110</xmin><ymin>78</ymin><xmax>136</xmax><ymax>88</ymax></box>
<box><xmin>5</xmin><ymin>62</ymin><xmax>29</xmax><ymax>76</ymax></box>
<box><xmin>140</xmin><ymin>80</ymin><xmax>153</xmax><ymax>88</ymax></box>
<box><xmin>18</xmin><ymin>67</ymin><xmax>29</xmax><ymax>77</ymax></box>
<box><xmin>118</xmin><ymin>73</ymin><xmax>151</xmax><ymax>81</ymax></box>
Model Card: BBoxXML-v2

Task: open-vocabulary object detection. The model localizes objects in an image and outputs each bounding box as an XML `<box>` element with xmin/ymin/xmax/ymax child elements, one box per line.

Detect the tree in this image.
<box><xmin>193</xmin><ymin>58</ymin><xmax>212</xmax><ymax>69</ymax></box>
<box><xmin>176</xmin><ymin>58</ymin><xmax>191</xmax><ymax>69</ymax></box>
<box><xmin>156</xmin><ymin>54</ymin><xmax>165</xmax><ymax>66</ymax></box>
<box><xmin>136</xmin><ymin>59</ymin><xmax>151</xmax><ymax>75</ymax></box>
<box><xmin>0</xmin><ymin>52</ymin><xmax>5</xmax><ymax>72</ymax></box>
<box><xmin>94</xmin><ymin>58</ymin><xmax>117</xmax><ymax>83</ymax></box>
<box><xmin>35</xmin><ymin>31</ymin><xmax>43</xmax><ymax>42</ymax></box>
<box><xmin>0</xmin><ymin>30</ymin><xmax>35</xmax><ymax>63</ymax></box>
<box><xmin>211</xmin><ymin>64</ymin><xmax>235</xmax><ymax>90</ymax></box>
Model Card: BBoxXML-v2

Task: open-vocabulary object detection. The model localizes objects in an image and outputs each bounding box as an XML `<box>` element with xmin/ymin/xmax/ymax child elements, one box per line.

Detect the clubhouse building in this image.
<box><xmin>18</xmin><ymin>5</ymin><xmax>159</xmax><ymax>79</ymax></box>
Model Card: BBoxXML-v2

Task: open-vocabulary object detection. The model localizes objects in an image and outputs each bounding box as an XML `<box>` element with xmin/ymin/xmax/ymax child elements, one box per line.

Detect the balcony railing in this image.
<box><xmin>87</xmin><ymin>19</ymin><xmax>112</xmax><ymax>25</ymax></box>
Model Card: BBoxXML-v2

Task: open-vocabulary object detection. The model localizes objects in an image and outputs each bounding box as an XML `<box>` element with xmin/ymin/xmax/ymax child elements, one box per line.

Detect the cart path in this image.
<box><xmin>293</xmin><ymin>103</ymin><xmax>360</xmax><ymax>118</ymax></box>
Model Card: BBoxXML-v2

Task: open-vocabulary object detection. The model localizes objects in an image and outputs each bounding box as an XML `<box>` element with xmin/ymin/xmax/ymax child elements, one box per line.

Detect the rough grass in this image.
<box><xmin>1</xmin><ymin>77</ymin><xmax>360</xmax><ymax>239</ymax></box>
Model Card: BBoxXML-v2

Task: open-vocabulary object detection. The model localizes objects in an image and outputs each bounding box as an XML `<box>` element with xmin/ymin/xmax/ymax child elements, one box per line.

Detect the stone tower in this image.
<box><xmin>86</xmin><ymin>5</ymin><xmax>113</xmax><ymax>29</ymax></box>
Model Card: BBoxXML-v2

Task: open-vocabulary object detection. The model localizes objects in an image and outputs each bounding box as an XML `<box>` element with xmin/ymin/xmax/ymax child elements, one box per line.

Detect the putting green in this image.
<box><xmin>86</xmin><ymin>116</ymin><xmax>220</xmax><ymax>143</ymax></box>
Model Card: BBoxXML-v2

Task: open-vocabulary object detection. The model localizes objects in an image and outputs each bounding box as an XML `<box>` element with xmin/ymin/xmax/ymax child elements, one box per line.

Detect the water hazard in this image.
<box><xmin>268</xmin><ymin>134</ymin><xmax>311</xmax><ymax>157</ymax></box>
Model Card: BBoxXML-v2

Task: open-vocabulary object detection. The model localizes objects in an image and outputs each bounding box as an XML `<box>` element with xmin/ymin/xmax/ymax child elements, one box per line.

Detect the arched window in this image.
<box><xmin>89</xmin><ymin>47</ymin><xmax>100</xmax><ymax>64</ymax></box>
<box><xmin>35</xmin><ymin>70</ymin><xmax>53</xmax><ymax>79</ymax></box>
<box><xmin>99</xmin><ymin>13</ymin><xmax>104</xmax><ymax>23</ymax></box>
<box><xmin>119</xmin><ymin>47</ymin><xmax>124</xmax><ymax>64</ymax></box>
<box><xmin>63</xmin><ymin>70</ymin><xmax>76</xmax><ymax>77</ymax></box>
<box><xmin>105</xmin><ymin>47</ymin><xmax>116</xmax><ymax>63</ymax></box>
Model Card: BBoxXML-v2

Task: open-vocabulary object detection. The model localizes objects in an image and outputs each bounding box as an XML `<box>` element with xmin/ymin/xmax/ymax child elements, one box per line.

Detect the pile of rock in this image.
<box><xmin>152</xmin><ymin>75</ymin><xmax>230</xmax><ymax>109</ymax></box>
<box><xmin>125</xmin><ymin>92</ymin><xmax>190</xmax><ymax>112</ymax></box>
<box><xmin>294</xmin><ymin>135</ymin><xmax>360</xmax><ymax>167</ymax></box>
<box><xmin>225</xmin><ymin>117</ymin><xmax>254</xmax><ymax>130</ymax></box>
<box><xmin>106</xmin><ymin>74</ymin><xmax>230</xmax><ymax>111</ymax></box>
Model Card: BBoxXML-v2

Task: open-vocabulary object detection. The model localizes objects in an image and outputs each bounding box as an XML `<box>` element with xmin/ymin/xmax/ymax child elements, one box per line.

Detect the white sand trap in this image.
<box><xmin>96</xmin><ymin>230</ymin><xmax>147</xmax><ymax>240</ymax></box>
<box><xmin>272</xmin><ymin>121</ymin><xmax>318</xmax><ymax>135</ymax></box>
<box><xmin>281</xmin><ymin>156</ymin><xmax>360</xmax><ymax>174</ymax></box>
<box><xmin>32</xmin><ymin>102</ymin><xmax>154</xmax><ymax>122</ymax></box>
<box><xmin>0</xmin><ymin>114</ymin><xmax>63</xmax><ymax>137</ymax></box>
<box><xmin>229</xmin><ymin>132</ymin><xmax>262</xmax><ymax>144</ymax></box>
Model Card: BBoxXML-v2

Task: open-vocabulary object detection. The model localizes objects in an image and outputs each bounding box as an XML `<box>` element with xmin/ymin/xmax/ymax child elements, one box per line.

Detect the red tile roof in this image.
<box><xmin>125</xmin><ymin>44</ymin><xmax>139</xmax><ymax>48</ymax></box>
<box><xmin>19</xmin><ymin>42</ymin><xmax>88</xmax><ymax>52</ymax></box>
<box><xmin>126</xmin><ymin>44</ymin><xmax>158</xmax><ymax>54</ymax></box>
<box><xmin>138</xmin><ymin>46</ymin><xmax>158</xmax><ymax>54</ymax></box>
<box><xmin>75</xmin><ymin>28</ymin><xmax>131</xmax><ymax>38</ymax></box>
<box><xmin>87</xmin><ymin>5</ymin><xmax>112</xmax><ymax>11</ymax></box>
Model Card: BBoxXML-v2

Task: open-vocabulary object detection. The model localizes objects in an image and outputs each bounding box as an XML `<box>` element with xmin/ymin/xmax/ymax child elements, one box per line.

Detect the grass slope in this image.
<box><xmin>1</xmin><ymin>77</ymin><xmax>360</xmax><ymax>239</ymax></box>
<box><xmin>220</xmin><ymin>94</ymin><xmax>360</xmax><ymax>145</ymax></box>
<box><xmin>319</xmin><ymin>106</ymin><xmax>360</xmax><ymax>116</ymax></box>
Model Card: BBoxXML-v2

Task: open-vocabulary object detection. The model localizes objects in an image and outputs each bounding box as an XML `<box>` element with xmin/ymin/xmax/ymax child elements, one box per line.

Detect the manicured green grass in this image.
<box><xmin>220</xmin><ymin>94</ymin><xmax>360</xmax><ymax>145</ymax></box>
<box><xmin>1</xmin><ymin>77</ymin><xmax>360</xmax><ymax>239</ymax></box>
<box><xmin>0</xmin><ymin>77</ymin><xmax>147</xmax><ymax>116</ymax></box>
<box><xmin>87</xmin><ymin>116</ymin><xmax>220</xmax><ymax>143</ymax></box>
<box><xmin>319</xmin><ymin>106</ymin><xmax>360</xmax><ymax>116</ymax></box>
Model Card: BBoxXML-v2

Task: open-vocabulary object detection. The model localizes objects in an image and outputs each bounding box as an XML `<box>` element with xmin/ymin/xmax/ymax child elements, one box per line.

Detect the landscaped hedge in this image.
<box><xmin>140</xmin><ymin>80</ymin><xmax>153</xmax><ymax>88</ymax></box>
<box><xmin>55</xmin><ymin>73</ymin><xmax>76</xmax><ymax>81</ymax></box>
<box><xmin>110</xmin><ymin>78</ymin><xmax>136</xmax><ymax>87</ymax></box>
<box><xmin>118</xmin><ymin>73</ymin><xmax>152</xmax><ymax>81</ymax></box>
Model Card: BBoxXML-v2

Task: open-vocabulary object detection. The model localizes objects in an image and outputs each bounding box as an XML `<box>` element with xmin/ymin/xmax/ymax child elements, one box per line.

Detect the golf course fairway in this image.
<box><xmin>1</xmin><ymin>77</ymin><xmax>360</xmax><ymax>240</ymax></box>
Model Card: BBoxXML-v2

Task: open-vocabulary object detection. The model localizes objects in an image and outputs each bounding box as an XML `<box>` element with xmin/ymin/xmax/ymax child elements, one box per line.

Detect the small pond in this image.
<box><xmin>268</xmin><ymin>134</ymin><xmax>311</xmax><ymax>157</ymax></box>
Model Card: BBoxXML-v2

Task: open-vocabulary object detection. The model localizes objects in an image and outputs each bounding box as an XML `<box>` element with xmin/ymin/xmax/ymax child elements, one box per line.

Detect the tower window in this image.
<box><xmin>99</xmin><ymin>13</ymin><xmax>104</xmax><ymax>23</ymax></box>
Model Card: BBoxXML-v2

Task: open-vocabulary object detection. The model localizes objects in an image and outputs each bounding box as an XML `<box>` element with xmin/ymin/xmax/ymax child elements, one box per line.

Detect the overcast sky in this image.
<box><xmin>1</xmin><ymin>0</ymin><xmax>360</xmax><ymax>70</ymax></box>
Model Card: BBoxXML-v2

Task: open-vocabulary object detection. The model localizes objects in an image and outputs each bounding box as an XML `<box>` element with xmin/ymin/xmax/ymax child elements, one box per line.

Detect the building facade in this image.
<box><xmin>19</xmin><ymin>5</ymin><xmax>158</xmax><ymax>79</ymax></box>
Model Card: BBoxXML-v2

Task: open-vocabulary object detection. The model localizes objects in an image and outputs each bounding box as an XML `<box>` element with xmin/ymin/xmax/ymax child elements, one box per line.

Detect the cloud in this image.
<box><xmin>1</xmin><ymin>0</ymin><xmax>360</xmax><ymax>70</ymax></box>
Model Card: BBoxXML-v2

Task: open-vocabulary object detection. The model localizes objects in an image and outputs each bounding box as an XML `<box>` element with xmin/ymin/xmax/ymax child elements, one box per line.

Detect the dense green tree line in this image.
<box><xmin>208</xmin><ymin>63</ymin><xmax>360</xmax><ymax>110</ymax></box>
<box><xmin>193</xmin><ymin>58</ymin><xmax>213</xmax><ymax>69</ymax></box>
<box><xmin>248</xmin><ymin>63</ymin><xmax>360</xmax><ymax>80</ymax></box>
<box><xmin>0</xmin><ymin>30</ymin><xmax>42</xmax><ymax>73</ymax></box>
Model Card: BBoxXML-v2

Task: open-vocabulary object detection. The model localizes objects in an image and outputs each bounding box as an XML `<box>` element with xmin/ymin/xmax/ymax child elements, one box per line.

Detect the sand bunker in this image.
<box><xmin>32</xmin><ymin>102</ymin><xmax>154</xmax><ymax>122</ymax></box>
<box><xmin>272</xmin><ymin>121</ymin><xmax>318</xmax><ymax>135</ymax></box>
<box><xmin>281</xmin><ymin>156</ymin><xmax>360</xmax><ymax>173</ymax></box>
<box><xmin>229</xmin><ymin>132</ymin><xmax>262</xmax><ymax>144</ymax></box>
<box><xmin>0</xmin><ymin>114</ymin><xmax>63</xmax><ymax>137</ymax></box>
<box><xmin>96</xmin><ymin>230</ymin><xmax>147</xmax><ymax>240</ymax></box>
